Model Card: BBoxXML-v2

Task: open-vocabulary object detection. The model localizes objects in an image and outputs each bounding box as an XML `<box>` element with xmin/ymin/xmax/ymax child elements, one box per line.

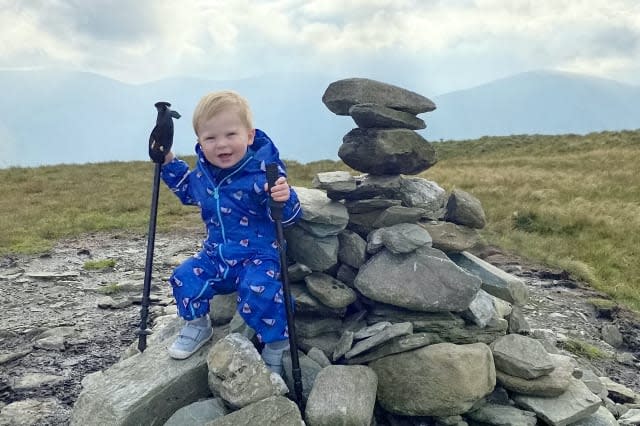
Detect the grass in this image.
<box><xmin>0</xmin><ymin>129</ymin><xmax>639</xmax><ymax>312</ymax></box>
<box><xmin>83</xmin><ymin>259</ymin><xmax>117</xmax><ymax>270</ymax></box>
<box><xmin>422</xmin><ymin>130</ymin><xmax>640</xmax><ymax>312</ymax></box>
<box><xmin>559</xmin><ymin>338</ymin><xmax>610</xmax><ymax>360</ymax></box>
<box><xmin>96</xmin><ymin>283</ymin><xmax>123</xmax><ymax>295</ymax></box>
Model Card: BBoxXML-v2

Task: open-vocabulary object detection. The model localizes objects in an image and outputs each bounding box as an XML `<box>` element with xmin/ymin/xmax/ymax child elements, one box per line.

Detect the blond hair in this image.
<box><xmin>192</xmin><ymin>90</ymin><xmax>254</xmax><ymax>135</ymax></box>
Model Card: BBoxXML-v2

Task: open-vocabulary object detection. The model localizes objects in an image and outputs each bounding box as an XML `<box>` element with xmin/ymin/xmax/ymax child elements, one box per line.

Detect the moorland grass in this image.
<box><xmin>423</xmin><ymin>130</ymin><xmax>640</xmax><ymax>312</ymax></box>
<box><xmin>0</xmin><ymin>130</ymin><xmax>638</xmax><ymax>311</ymax></box>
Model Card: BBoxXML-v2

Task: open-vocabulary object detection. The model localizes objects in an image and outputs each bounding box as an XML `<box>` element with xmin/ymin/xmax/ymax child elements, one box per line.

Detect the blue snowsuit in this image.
<box><xmin>161</xmin><ymin>129</ymin><xmax>302</xmax><ymax>343</ymax></box>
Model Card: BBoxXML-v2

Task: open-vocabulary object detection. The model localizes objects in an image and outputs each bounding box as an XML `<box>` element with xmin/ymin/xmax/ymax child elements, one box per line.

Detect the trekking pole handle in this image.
<box><xmin>266</xmin><ymin>163</ymin><xmax>284</xmax><ymax>220</ymax></box>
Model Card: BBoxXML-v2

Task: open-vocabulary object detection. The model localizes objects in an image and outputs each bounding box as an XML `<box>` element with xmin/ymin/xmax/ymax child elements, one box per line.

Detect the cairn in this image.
<box><xmin>68</xmin><ymin>78</ymin><xmax>637</xmax><ymax>426</ymax></box>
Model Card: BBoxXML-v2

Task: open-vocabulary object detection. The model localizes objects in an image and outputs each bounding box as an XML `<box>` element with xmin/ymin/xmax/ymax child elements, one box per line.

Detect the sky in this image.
<box><xmin>2</xmin><ymin>0</ymin><xmax>639</xmax><ymax>95</ymax></box>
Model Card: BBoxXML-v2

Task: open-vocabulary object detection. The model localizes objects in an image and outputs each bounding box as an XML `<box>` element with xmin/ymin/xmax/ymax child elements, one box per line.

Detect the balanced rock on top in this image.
<box><xmin>322</xmin><ymin>77</ymin><xmax>438</xmax><ymax>176</ymax></box>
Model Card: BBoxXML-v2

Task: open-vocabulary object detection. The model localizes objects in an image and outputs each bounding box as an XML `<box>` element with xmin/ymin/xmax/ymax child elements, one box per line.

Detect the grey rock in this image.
<box><xmin>449</xmin><ymin>251</ymin><xmax>529</xmax><ymax>305</ymax></box>
<box><xmin>373</xmin><ymin>208</ymin><xmax>427</xmax><ymax>231</ymax></box>
<box><xmin>340</xmin><ymin>128</ymin><xmax>437</xmax><ymax>175</ymax></box>
<box><xmin>375</xmin><ymin>223</ymin><xmax>432</xmax><ymax>254</ymax></box>
<box><xmin>296</xmin><ymin>316</ymin><xmax>342</xmax><ymax>339</ymax></box>
<box><xmin>305</xmin><ymin>365</ymin><xmax>378</xmax><ymax>426</ymax></box>
<box><xmin>0</xmin><ymin>348</ymin><xmax>32</xmax><ymax>365</ymax></box>
<box><xmin>420</xmin><ymin>221</ymin><xmax>481</xmax><ymax>253</ymax></box>
<box><xmin>97</xmin><ymin>296</ymin><xmax>133</xmax><ymax>309</ymax></box>
<box><xmin>12</xmin><ymin>372</ymin><xmax>64</xmax><ymax>390</ymax></box>
<box><xmin>345</xmin><ymin>322</ymin><xmax>413</xmax><ymax>359</ymax></box>
<box><xmin>285</xmin><ymin>226</ymin><xmax>338</xmax><ymax>272</ymax></box>
<box><xmin>0</xmin><ymin>398</ymin><xmax>67</xmax><ymax>426</ymax></box>
<box><xmin>599</xmin><ymin>376</ymin><xmax>637</xmax><ymax>403</ymax></box>
<box><xmin>282</xmin><ymin>350</ymin><xmax>323</xmax><ymax>402</ymax></box>
<box><xmin>33</xmin><ymin>335</ymin><xmax>66</xmax><ymax>351</ymax></box>
<box><xmin>294</xmin><ymin>186</ymin><xmax>349</xmax><ymax>237</ymax></box>
<box><xmin>163</xmin><ymin>398</ymin><xmax>227</xmax><ymax>426</ymax></box>
<box><xmin>345</xmin><ymin>198</ymin><xmax>403</xmax><ymax>214</ymax></box>
<box><xmin>496</xmin><ymin>353</ymin><xmax>575</xmax><ymax>397</ymax></box>
<box><xmin>26</xmin><ymin>271</ymin><xmax>80</xmax><ymax>280</ymax></box>
<box><xmin>463</xmin><ymin>289</ymin><xmax>506</xmax><ymax>328</ymax></box>
<box><xmin>290</xmin><ymin>283</ymin><xmax>346</xmax><ymax>317</ymax></box>
<box><xmin>399</xmin><ymin>177</ymin><xmax>448</xmax><ymax>219</ymax></box>
<box><xmin>329</xmin><ymin>174</ymin><xmax>403</xmax><ymax>201</ymax></box>
<box><xmin>349</xmin><ymin>103</ymin><xmax>426</xmax><ymax>129</ymax></box>
<box><xmin>346</xmin><ymin>332</ymin><xmax>439</xmax><ymax>365</ymax></box>
<box><xmin>287</xmin><ymin>262</ymin><xmax>312</xmax><ymax>282</ymax></box>
<box><xmin>322</xmin><ymin>78</ymin><xmax>436</xmax><ymax>115</ymax></box>
<box><xmin>580</xmin><ymin>369</ymin><xmax>607</xmax><ymax>399</ymax></box>
<box><xmin>513</xmin><ymin>378</ymin><xmax>601</xmax><ymax>426</ymax></box>
<box><xmin>307</xmin><ymin>347</ymin><xmax>332</xmax><ymax>368</ymax></box>
<box><xmin>205</xmin><ymin>396</ymin><xmax>302</xmax><ymax>426</ymax></box>
<box><xmin>338</xmin><ymin>229</ymin><xmax>368</xmax><ymax>269</ymax></box>
<box><xmin>507</xmin><ymin>305</ymin><xmax>531</xmax><ymax>334</ymax></box>
<box><xmin>354</xmin><ymin>322</ymin><xmax>392</xmax><ymax>340</ymax></box>
<box><xmin>355</xmin><ymin>247</ymin><xmax>481</xmax><ymax>312</ymax></box>
<box><xmin>297</xmin><ymin>332</ymin><xmax>341</xmax><ymax>359</ymax></box>
<box><xmin>305</xmin><ymin>272</ymin><xmax>357</xmax><ymax>309</ymax></box>
<box><xmin>70</xmin><ymin>316</ymin><xmax>215</xmax><ymax>426</ymax></box>
<box><xmin>600</xmin><ymin>324</ymin><xmax>624</xmax><ymax>348</ymax></box>
<box><xmin>336</xmin><ymin>263</ymin><xmax>357</xmax><ymax>287</ymax></box>
<box><xmin>333</xmin><ymin>330</ymin><xmax>355</xmax><ymax>361</ymax></box>
<box><xmin>445</xmin><ymin>189</ymin><xmax>487</xmax><ymax>229</ymax></box>
<box><xmin>465</xmin><ymin>403</ymin><xmax>537</xmax><ymax>426</ymax></box>
<box><xmin>371</xmin><ymin>342</ymin><xmax>495</xmax><ymax>417</ymax></box>
<box><xmin>570</xmin><ymin>406</ymin><xmax>619</xmax><ymax>426</ymax></box>
<box><xmin>210</xmin><ymin>293</ymin><xmax>236</xmax><ymax>325</ymax></box>
<box><xmin>490</xmin><ymin>334</ymin><xmax>555</xmax><ymax>379</ymax></box>
<box><xmin>312</xmin><ymin>171</ymin><xmax>356</xmax><ymax>193</ymax></box>
<box><xmin>619</xmin><ymin>408</ymin><xmax>640</xmax><ymax>425</ymax></box>
<box><xmin>207</xmin><ymin>333</ymin><xmax>287</xmax><ymax>409</ymax></box>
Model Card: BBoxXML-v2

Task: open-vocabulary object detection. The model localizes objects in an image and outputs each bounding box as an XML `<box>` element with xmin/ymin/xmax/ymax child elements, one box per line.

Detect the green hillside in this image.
<box><xmin>1</xmin><ymin>130</ymin><xmax>638</xmax><ymax>311</ymax></box>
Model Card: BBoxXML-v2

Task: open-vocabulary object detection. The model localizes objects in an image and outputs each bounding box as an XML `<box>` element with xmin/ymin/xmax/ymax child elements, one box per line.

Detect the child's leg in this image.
<box><xmin>236</xmin><ymin>258</ymin><xmax>290</xmax><ymax>373</ymax></box>
<box><xmin>167</xmin><ymin>253</ymin><xmax>236</xmax><ymax>359</ymax></box>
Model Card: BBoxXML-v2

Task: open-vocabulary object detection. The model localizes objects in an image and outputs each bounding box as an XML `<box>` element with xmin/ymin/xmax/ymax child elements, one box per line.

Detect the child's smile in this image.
<box><xmin>197</xmin><ymin>109</ymin><xmax>255</xmax><ymax>169</ymax></box>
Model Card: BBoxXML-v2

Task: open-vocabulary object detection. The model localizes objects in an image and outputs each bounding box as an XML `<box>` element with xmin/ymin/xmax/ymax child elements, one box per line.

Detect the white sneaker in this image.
<box><xmin>168</xmin><ymin>315</ymin><xmax>213</xmax><ymax>360</ymax></box>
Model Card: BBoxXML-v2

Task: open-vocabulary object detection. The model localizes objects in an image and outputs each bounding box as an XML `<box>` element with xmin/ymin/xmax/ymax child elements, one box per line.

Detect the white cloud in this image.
<box><xmin>0</xmin><ymin>0</ymin><xmax>638</xmax><ymax>90</ymax></box>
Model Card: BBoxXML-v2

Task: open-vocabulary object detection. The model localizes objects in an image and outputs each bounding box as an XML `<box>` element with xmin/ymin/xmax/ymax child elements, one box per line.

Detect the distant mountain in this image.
<box><xmin>0</xmin><ymin>70</ymin><xmax>351</xmax><ymax>168</ymax></box>
<box><xmin>427</xmin><ymin>70</ymin><xmax>640</xmax><ymax>141</ymax></box>
<box><xmin>0</xmin><ymin>69</ymin><xmax>638</xmax><ymax>168</ymax></box>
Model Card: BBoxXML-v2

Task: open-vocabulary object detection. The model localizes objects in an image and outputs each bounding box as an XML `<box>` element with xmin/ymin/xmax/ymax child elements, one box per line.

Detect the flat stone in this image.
<box><xmin>497</xmin><ymin>353</ymin><xmax>575</xmax><ymax>397</ymax></box>
<box><xmin>345</xmin><ymin>322</ymin><xmax>413</xmax><ymax>359</ymax></box>
<box><xmin>206</xmin><ymin>396</ymin><xmax>302</xmax><ymax>426</ymax></box>
<box><xmin>0</xmin><ymin>398</ymin><xmax>67</xmax><ymax>426</ymax></box>
<box><xmin>420</xmin><ymin>220</ymin><xmax>481</xmax><ymax>253</ymax></box>
<box><xmin>305</xmin><ymin>365</ymin><xmax>378</xmax><ymax>426</ymax></box>
<box><xmin>322</xmin><ymin>78</ymin><xmax>436</xmax><ymax>115</ymax></box>
<box><xmin>12</xmin><ymin>372</ymin><xmax>65</xmax><ymax>390</ymax></box>
<box><xmin>466</xmin><ymin>403</ymin><xmax>537</xmax><ymax>426</ymax></box>
<box><xmin>349</xmin><ymin>103</ymin><xmax>426</xmax><ymax>129</ymax></box>
<box><xmin>490</xmin><ymin>334</ymin><xmax>555</xmax><ymax>379</ymax></box>
<box><xmin>164</xmin><ymin>398</ymin><xmax>228</xmax><ymax>426</ymax></box>
<box><xmin>26</xmin><ymin>271</ymin><xmax>80</xmax><ymax>280</ymax></box>
<box><xmin>346</xmin><ymin>332</ymin><xmax>439</xmax><ymax>365</ymax></box>
<box><xmin>513</xmin><ymin>378</ymin><xmax>601</xmax><ymax>426</ymax></box>
<box><xmin>305</xmin><ymin>272</ymin><xmax>357</xmax><ymax>309</ymax></box>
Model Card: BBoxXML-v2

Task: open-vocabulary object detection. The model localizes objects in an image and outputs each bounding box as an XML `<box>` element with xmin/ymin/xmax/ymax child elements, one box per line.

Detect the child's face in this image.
<box><xmin>197</xmin><ymin>108</ymin><xmax>255</xmax><ymax>169</ymax></box>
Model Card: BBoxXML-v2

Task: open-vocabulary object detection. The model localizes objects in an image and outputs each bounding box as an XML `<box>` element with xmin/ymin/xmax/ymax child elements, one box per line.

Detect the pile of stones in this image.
<box><xmin>68</xmin><ymin>78</ymin><xmax>640</xmax><ymax>426</ymax></box>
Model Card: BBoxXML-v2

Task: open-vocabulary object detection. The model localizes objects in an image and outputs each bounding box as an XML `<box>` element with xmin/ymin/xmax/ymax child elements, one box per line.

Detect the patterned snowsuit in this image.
<box><xmin>161</xmin><ymin>129</ymin><xmax>302</xmax><ymax>343</ymax></box>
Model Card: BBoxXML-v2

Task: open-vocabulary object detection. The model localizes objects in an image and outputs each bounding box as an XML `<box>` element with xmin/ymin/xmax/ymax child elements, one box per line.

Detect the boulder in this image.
<box><xmin>371</xmin><ymin>342</ymin><xmax>495</xmax><ymax>416</ymax></box>
<box><xmin>322</xmin><ymin>78</ymin><xmax>436</xmax><ymax>115</ymax></box>
<box><xmin>339</xmin><ymin>128</ymin><xmax>437</xmax><ymax>175</ymax></box>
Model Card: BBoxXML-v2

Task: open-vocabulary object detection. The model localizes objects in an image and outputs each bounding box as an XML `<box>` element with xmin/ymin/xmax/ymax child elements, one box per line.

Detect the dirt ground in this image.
<box><xmin>0</xmin><ymin>232</ymin><xmax>638</xmax><ymax>425</ymax></box>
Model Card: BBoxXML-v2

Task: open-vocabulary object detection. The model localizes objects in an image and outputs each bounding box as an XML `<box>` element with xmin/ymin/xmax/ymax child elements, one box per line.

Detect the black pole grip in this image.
<box><xmin>266</xmin><ymin>163</ymin><xmax>284</xmax><ymax>220</ymax></box>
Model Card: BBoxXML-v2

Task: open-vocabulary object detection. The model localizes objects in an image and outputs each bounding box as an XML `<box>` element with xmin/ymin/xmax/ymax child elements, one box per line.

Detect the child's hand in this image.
<box><xmin>266</xmin><ymin>177</ymin><xmax>290</xmax><ymax>202</ymax></box>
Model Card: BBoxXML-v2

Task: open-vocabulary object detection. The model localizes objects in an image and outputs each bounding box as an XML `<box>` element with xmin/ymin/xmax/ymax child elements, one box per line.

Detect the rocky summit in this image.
<box><xmin>2</xmin><ymin>78</ymin><xmax>638</xmax><ymax>426</ymax></box>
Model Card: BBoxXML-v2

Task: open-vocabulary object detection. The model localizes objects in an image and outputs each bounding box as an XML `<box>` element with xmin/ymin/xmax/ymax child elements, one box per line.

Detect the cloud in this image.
<box><xmin>0</xmin><ymin>0</ymin><xmax>638</xmax><ymax>89</ymax></box>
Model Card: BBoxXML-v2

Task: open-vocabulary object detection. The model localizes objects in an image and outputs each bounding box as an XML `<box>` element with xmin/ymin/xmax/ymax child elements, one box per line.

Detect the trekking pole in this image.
<box><xmin>137</xmin><ymin>102</ymin><xmax>180</xmax><ymax>353</ymax></box>
<box><xmin>266</xmin><ymin>163</ymin><xmax>304</xmax><ymax>410</ymax></box>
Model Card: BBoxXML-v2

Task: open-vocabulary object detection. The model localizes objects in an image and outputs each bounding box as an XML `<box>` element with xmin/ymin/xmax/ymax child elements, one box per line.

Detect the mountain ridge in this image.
<box><xmin>1</xmin><ymin>69</ymin><xmax>638</xmax><ymax>168</ymax></box>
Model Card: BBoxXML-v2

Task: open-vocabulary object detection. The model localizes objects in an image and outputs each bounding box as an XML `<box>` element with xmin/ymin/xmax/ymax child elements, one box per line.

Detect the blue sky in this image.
<box><xmin>2</xmin><ymin>0</ymin><xmax>639</xmax><ymax>94</ymax></box>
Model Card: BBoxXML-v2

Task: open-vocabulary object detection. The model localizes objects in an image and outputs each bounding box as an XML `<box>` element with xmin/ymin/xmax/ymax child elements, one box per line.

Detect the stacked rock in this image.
<box><xmin>277</xmin><ymin>78</ymin><xmax>546</xmax><ymax>420</ymax></box>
